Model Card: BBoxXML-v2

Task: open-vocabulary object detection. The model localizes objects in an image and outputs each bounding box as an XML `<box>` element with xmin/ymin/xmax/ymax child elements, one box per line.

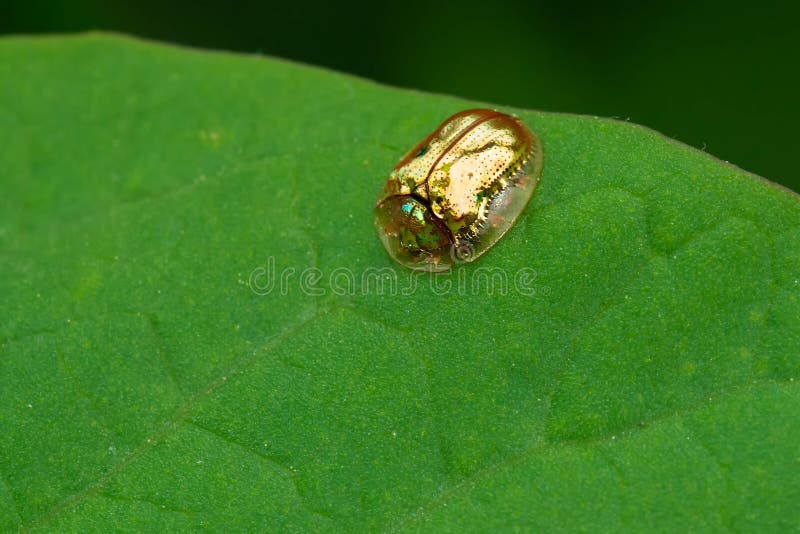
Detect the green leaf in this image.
<box><xmin>1</xmin><ymin>33</ymin><xmax>798</xmax><ymax>532</ymax></box>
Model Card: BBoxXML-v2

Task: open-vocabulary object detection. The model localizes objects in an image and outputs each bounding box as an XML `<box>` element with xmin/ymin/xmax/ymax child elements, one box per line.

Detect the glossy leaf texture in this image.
<box><xmin>1</xmin><ymin>34</ymin><xmax>799</xmax><ymax>532</ymax></box>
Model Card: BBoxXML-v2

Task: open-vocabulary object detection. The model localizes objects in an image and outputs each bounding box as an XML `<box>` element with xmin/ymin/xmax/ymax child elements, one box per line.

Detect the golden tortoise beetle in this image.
<box><xmin>374</xmin><ymin>108</ymin><xmax>543</xmax><ymax>271</ymax></box>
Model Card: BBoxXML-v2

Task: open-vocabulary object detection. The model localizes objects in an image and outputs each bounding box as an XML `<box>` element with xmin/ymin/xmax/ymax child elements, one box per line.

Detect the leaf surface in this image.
<box><xmin>1</xmin><ymin>34</ymin><xmax>798</xmax><ymax>532</ymax></box>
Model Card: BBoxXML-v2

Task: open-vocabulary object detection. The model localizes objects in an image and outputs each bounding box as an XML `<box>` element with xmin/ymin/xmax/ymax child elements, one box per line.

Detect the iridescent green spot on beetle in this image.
<box><xmin>374</xmin><ymin>108</ymin><xmax>544</xmax><ymax>271</ymax></box>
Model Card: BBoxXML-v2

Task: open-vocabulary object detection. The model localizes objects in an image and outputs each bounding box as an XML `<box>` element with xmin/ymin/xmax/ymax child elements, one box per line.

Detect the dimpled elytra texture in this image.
<box><xmin>374</xmin><ymin>108</ymin><xmax>544</xmax><ymax>271</ymax></box>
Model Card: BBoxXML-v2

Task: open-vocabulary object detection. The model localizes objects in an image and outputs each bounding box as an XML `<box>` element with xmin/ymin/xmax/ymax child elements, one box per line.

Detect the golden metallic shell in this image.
<box><xmin>375</xmin><ymin>108</ymin><xmax>543</xmax><ymax>271</ymax></box>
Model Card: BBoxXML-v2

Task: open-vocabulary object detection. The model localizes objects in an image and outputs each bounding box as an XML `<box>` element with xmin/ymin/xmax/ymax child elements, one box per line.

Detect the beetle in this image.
<box><xmin>374</xmin><ymin>108</ymin><xmax>543</xmax><ymax>271</ymax></box>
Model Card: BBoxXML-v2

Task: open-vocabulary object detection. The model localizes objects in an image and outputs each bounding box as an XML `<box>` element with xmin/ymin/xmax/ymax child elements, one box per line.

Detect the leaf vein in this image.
<box><xmin>21</xmin><ymin>307</ymin><xmax>332</xmax><ymax>532</ymax></box>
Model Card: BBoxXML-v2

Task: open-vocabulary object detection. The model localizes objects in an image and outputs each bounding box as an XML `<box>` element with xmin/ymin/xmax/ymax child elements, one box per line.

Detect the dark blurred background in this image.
<box><xmin>2</xmin><ymin>1</ymin><xmax>799</xmax><ymax>191</ymax></box>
